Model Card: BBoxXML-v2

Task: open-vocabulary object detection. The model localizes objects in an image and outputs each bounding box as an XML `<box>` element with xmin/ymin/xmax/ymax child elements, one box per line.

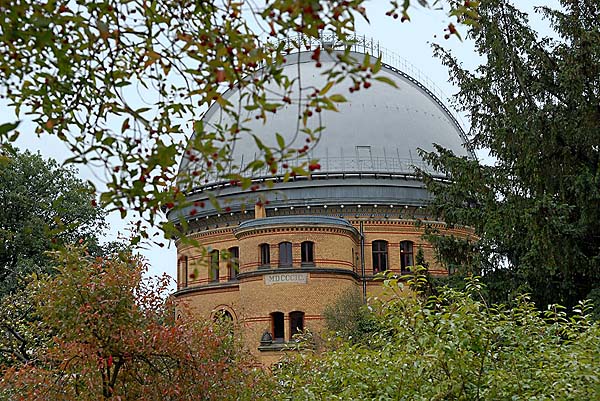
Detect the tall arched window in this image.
<box><xmin>178</xmin><ymin>256</ymin><xmax>189</xmax><ymax>288</ymax></box>
<box><xmin>301</xmin><ymin>241</ymin><xmax>314</xmax><ymax>266</ymax></box>
<box><xmin>400</xmin><ymin>241</ymin><xmax>414</xmax><ymax>273</ymax></box>
<box><xmin>279</xmin><ymin>242</ymin><xmax>292</xmax><ymax>268</ymax></box>
<box><xmin>270</xmin><ymin>312</ymin><xmax>285</xmax><ymax>342</ymax></box>
<box><xmin>228</xmin><ymin>246</ymin><xmax>239</xmax><ymax>280</ymax></box>
<box><xmin>259</xmin><ymin>243</ymin><xmax>270</xmax><ymax>268</ymax></box>
<box><xmin>372</xmin><ymin>240</ymin><xmax>388</xmax><ymax>274</ymax></box>
<box><xmin>289</xmin><ymin>311</ymin><xmax>305</xmax><ymax>339</ymax></box>
<box><xmin>210</xmin><ymin>250</ymin><xmax>219</xmax><ymax>283</ymax></box>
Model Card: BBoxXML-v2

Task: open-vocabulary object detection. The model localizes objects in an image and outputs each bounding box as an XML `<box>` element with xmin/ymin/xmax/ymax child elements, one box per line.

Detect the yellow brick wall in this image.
<box><xmin>174</xmin><ymin>218</ymin><xmax>475</xmax><ymax>365</ymax></box>
<box><xmin>237</xmin><ymin>228</ymin><xmax>358</xmax><ymax>272</ymax></box>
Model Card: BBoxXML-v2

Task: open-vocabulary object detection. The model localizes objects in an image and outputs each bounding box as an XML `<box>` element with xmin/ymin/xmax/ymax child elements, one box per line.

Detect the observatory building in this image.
<box><xmin>169</xmin><ymin>40</ymin><xmax>474</xmax><ymax>365</ymax></box>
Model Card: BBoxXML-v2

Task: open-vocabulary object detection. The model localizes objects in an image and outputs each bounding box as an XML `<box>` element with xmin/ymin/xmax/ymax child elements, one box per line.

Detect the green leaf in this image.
<box><xmin>374</xmin><ymin>76</ymin><xmax>398</xmax><ymax>88</ymax></box>
<box><xmin>329</xmin><ymin>94</ymin><xmax>347</xmax><ymax>103</ymax></box>
<box><xmin>372</xmin><ymin>57</ymin><xmax>382</xmax><ymax>74</ymax></box>
<box><xmin>0</xmin><ymin>121</ymin><xmax>20</xmax><ymax>138</ymax></box>
<box><xmin>276</xmin><ymin>133</ymin><xmax>285</xmax><ymax>149</ymax></box>
<box><xmin>320</xmin><ymin>81</ymin><xmax>334</xmax><ymax>95</ymax></box>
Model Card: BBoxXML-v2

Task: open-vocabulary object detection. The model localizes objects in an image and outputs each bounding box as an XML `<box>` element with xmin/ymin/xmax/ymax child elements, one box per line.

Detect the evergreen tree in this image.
<box><xmin>421</xmin><ymin>0</ymin><xmax>600</xmax><ymax>308</ymax></box>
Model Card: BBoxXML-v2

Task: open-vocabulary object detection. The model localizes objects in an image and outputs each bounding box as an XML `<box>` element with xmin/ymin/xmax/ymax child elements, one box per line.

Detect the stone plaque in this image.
<box><xmin>264</xmin><ymin>272</ymin><xmax>308</xmax><ymax>285</ymax></box>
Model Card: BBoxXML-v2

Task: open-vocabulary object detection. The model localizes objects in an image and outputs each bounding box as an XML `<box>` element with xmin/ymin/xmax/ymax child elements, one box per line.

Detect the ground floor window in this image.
<box><xmin>271</xmin><ymin>312</ymin><xmax>284</xmax><ymax>342</ymax></box>
<box><xmin>289</xmin><ymin>311</ymin><xmax>305</xmax><ymax>339</ymax></box>
<box><xmin>213</xmin><ymin>309</ymin><xmax>233</xmax><ymax>322</ymax></box>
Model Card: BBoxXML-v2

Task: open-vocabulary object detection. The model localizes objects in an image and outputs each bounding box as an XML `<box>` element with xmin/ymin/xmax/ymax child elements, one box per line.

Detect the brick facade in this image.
<box><xmin>173</xmin><ymin>211</ymin><xmax>473</xmax><ymax>365</ymax></box>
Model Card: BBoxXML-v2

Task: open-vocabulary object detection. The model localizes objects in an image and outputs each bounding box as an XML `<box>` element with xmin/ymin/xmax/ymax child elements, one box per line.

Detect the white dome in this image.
<box><xmin>179</xmin><ymin>50</ymin><xmax>471</xmax><ymax>186</ymax></box>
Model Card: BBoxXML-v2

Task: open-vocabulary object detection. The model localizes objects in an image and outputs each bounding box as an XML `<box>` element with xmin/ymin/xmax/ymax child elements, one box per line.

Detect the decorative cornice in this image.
<box><xmin>173</xmin><ymin>281</ymin><xmax>239</xmax><ymax>297</ymax></box>
<box><xmin>234</xmin><ymin>215</ymin><xmax>360</xmax><ymax>240</ymax></box>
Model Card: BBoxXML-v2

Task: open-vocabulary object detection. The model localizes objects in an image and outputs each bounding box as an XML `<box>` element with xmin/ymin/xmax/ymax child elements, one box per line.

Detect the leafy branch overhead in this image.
<box><xmin>0</xmin><ymin>0</ymin><xmax>478</xmax><ymax>243</ymax></box>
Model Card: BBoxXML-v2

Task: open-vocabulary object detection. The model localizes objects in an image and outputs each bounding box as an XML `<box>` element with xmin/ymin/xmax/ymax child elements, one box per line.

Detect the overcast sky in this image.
<box><xmin>9</xmin><ymin>1</ymin><xmax>560</xmax><ymax>285</ymax></box>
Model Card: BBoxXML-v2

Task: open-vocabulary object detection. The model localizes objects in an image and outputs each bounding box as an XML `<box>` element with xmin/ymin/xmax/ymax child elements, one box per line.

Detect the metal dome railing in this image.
<box><xmin>236</xmin><ymin>155</ymin><xmax>434</xmax><ymax>178</ymax></box>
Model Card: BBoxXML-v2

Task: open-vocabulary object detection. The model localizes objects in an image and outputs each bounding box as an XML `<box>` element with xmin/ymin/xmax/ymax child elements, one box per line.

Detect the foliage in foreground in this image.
<box><xmin>0</xmin><ymin>246</ymin><xmax>271</xmax><ymax>400</ymax></box>
<box><xmin>322</xmin><ymin>288</ymin><xmax>379</xmax><ymax>344</ymax></box>
<box><xmin>0</xmin><ymin>0</ymin><xmax>478</xmax><ymax>245</ymax></box>
<box><xmin>276</xmin><ymin>276</ymin><xmax>600</xmax><ymax>400</ymax></box>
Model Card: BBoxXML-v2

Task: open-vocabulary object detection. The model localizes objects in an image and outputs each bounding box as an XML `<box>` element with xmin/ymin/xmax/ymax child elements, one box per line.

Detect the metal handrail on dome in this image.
<box><xmin>185</xmin><ymin>168</ymin><xmax>453</xmax><ymax>197</ymax></box>
<box><xmin>239</xmin><ymin>155</ymin><xmax>433</xmax><ymax>177</ymax></box>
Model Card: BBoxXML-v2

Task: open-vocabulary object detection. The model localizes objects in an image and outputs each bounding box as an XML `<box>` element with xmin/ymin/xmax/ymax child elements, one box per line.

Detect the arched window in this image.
<box><xmin>213</xmin><ymin>310</ymin><xmax>234</xmax><ymax>334</ymax></box>
<box><xmin>213</xmin><ymin>309</ymin><xmax>233</xmax><ymax>323</ymax></box>
<box><xmin>210</xmin><ymin>250</ymin><xmax>219</xmax><ymax>283</ymax></box>
<box><xmin>271</xmin><ymin>312</ymin><xmax>284</xmax><ymax>342</ymax></box>
<box><xmin>259</xmin><ymin>243</ymin><xmax>270</xmax><ymax>268</ymax></box>
<box><xmin>400</xmin><ymin>241</ymin><xmax>414</xmax><ymax>272</ymax></box>
<box><xmin>279</xmin><ymin>242</ymin><xmax>292</xmax><ymax>268</ymax></box>
<box><xmin>301</xmin><ymin>241</ymin><xmax>314</xmax><ymax>266</ymax></box>
<box><xmin>289</xmin><ymin>311</ymin><xmax>305</xmax><ymax>339</ymax></box>
<box><xmin>228</xmin><ymin>246</ymin><xmax>239</xmax><ymax>280</ymax></box>
<box><xmin>372</xmin><ymin>240</ymin><xmax>388</xmax><ymax>274</ymax></box>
